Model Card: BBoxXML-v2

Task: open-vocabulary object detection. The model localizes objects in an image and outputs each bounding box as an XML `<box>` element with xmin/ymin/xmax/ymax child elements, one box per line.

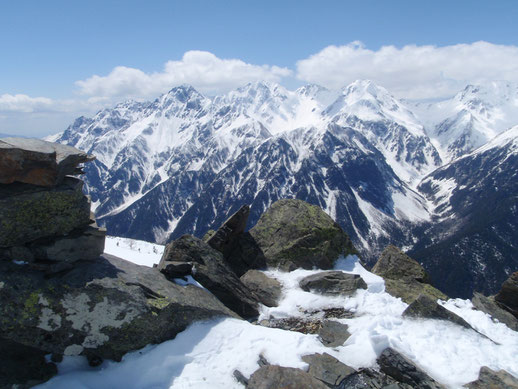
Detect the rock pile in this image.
<box><xmin>0</xmin><ymin>137</ymin><xmax>105</xmax><ymax>269</ymax></box>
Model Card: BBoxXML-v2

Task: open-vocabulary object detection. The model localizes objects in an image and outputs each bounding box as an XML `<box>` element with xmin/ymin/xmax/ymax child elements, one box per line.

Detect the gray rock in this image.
<box><xmin>495</xmin><ymin>272</ymin><xmax>518</xmax><ymax>319</ymax></box>
<box><xmin>0</xmin><ymin>337</ymin><xmax>57</xmax><ymax>389</ymax></box>
<box><xmin>402</xmin><ymin>294</ymin><xmax>472</xmax><ymax>329</ymax></box>
<box><xmin>377</xmin><ymin>348</ymin><xmax>444</xmax><ymax>389</ymax></box>
<box><xmin>159</xmin><ymin>235</ymin><xmax>260</xmax><ymax>318</ymax></box>
<box><xmin>205</xmin><ymin>205</ymin><xmax>266</xmax><ymax>277</ymax></box>
<box><xmin>258</xmin><ymin>317</ymin><xmax>323</xmax><ymax>334</ymax></box>
<box><xmin>472</xmin><ymin>292</ymin><xmax>518</xmax><ymax>331</ymax></box>
<box><xmin>247</xmin><ymin>365</ymin><xmax>329</xmax><ymax>389</ymax></box>
<box><xmin>0</xmin><ymin>253</ymin><xmax>237</xmax><ymax>378</ymax></box>
<box><xmin>372</xmin><ymin>246</ymin><xmax>447</xmax><ymax>304</ymax></box>
<box><xmin>0</xmin><ymin>177</ymin><xmax>91</xmax><ymax>248</ymax></box>
<box><xmin>233</xmin><ymin>369</ymin><xmax>249</xmax><ymax>386</ymax></box>
<box><xmin>318</xmin><ymin>320</ymin><xmax>351</xmax><ymax>347</ymax></box>
<box><xmin>0</xmin><ymin>137</ymin><xmax>94</xmax><ymax>187</ymax></box>
<box><xmin>250</xmin><ymin>199</ymin><xmax>357</xmax><ymax>270</ymax></box>
<box><xmin>464</xmin><ymin>366</ymin><xmax>518</xmax><ymax>388</ymax></box>
<box><xmin>240</xmin><ymin>270</ymin><xmax>282</xmax><ymax>307</ymax></box>
<box><xmin>302</xmin><ymin>352</ymin><xmax>356</xmax><ymax>388</ymax></box>
<box><xmin>299</xmin><ymin>271</ymin><xmax>367</xmax><ymax>296</ymax></box>
<box><xmin>339</xmin><ymin>368</ymin><xmax>409</xmax><ymax>389</ymax></box>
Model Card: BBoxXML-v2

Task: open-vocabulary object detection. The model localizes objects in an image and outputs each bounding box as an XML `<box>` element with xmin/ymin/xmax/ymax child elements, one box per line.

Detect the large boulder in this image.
<box><xmin>464</xmin><ymin>366</ymin><xmax>518</xmax><ymax>388</ymax></box>
<box><xmin>205</xmin><ymin>205</ymin><xmax>266</xmax><ymax>277</ymax></box>
<box><xmin>472</xmin><ymin>292</ymin><xmax>518</xmax><ymax>331</ymax></box>
<box><xmin>0</xmin><ymin>137</ymin><xmax>94</xmax><ymax>187</ymax></box>
<box><xmin>0</xmin><ymin>253</ymin><xmax>236</xmax><ymax>385</ymax></box>
<box><xmin>299</xmin><ymin>271</ymin><xmax>367</xmax><ymax>296</ymax></box>
<box><xmin>0</xmin><ymin>177</ymin><xmax>91</xmax><ymax>248</ymax></box>
<box><xmin>247</xmin><ymin>365</ymin><xmax>329</xmax><ymax>389</ymax></box>
<box><xmin>377</xmin><ymin>348</ymin><xmax>444</xmax><ymax>389</ymax></box>
<box><xmin>249</xmin><ymin>199</ymin><xmax>356</xmax><ymax>270</ymax></box>
<box><xmin>372</xmin><ymin>246</ymin><xmax>447</xmax><ymax>304</ymax></box>
<box><xmin>495</xmin><ymin>272</ymin><xmax>518</xmax><ymax>319</ymax></box>
<box><xmin>159</xmin><ymin>235</ymin><xmax>260</xmax><ymax>318</ymax></box>
<box><xmin>240</xmin><ymin>270</ymin><xmax>282</xmax><ymax>307</ymax></box>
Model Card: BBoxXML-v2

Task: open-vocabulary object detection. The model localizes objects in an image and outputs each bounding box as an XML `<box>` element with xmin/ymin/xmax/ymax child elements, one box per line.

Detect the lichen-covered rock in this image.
<box><xmin>0</xmin><ymin>253</ymin><xmax>236</xmax><ymax>374</ymax></box>
<box><xmin>377</xmin><ymin>348</ymin><xmax>444</xmax><ymax>389</ymax></box>
<box><xmin>302</xmin><ymin>352</ymin><xmax>356</xmax><ymax>387</ymax></box>
<box><xmin>247</xmin><ymin>365</ymin><xmax>329</xmax><ymax>389</ymax></box>
<box><xmin>472</xmin><ymin>292</ymin><xmax>518</xmax><ymax>331</ymax></box>
<box><xmin>240</xmin><ymin>270</ymin><xmax>282</xmax><ymax>307</ymax></box>
<box><xmin>372</xmin><ymin>246</ymin><xmax>447</xmax><ymax>304</ymax></box>
<box><xmin>249</xmin><ymin>199</ymin><xmax>356</xmax><ymax>270</ymax></box>
<box><xmin>299</xmin><ymin>271</ymin><xmax>367</xmax><ymax>296</ymax></box>
<box><xmin>159</xmin><ymin>235</ymin><xmax>260</xmax><ymax>318</ymax></box>
<box><xmin>0</xmin><ymin>137</ymin><xmax>94</xmax><ymax>187</ymax></box>
<box><xmin>495</xmin><ymin>272</ymin><xmax>518</xmax><ymax>319</ymax></box>
<box><xmin>0</xmin><ymin>177</ymin><xmax>91</xmax><ymax>248</ymax></box>
<box><xmin>464</xmin><ymin>366</ymin><xmax>518</xmax><ymax>388</ymax></box>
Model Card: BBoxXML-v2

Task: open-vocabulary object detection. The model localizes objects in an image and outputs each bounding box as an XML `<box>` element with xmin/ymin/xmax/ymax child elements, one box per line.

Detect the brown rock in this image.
<box><xmin>495</xmin><ymin>272</ymin><xmax>518</xmax><ymax>319</ymax></box>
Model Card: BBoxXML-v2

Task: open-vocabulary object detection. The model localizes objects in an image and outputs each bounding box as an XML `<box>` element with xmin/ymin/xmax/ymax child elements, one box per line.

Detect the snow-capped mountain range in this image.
<box><xmin>48</xmin><ymin>80</ymin><xmax>518</xmax><ymax>297</ymax></box>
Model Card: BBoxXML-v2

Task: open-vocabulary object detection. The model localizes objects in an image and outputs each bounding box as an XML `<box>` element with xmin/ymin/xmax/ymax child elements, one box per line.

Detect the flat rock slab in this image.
<box><xmin>472</xmin><ymin>292</ymin><xmax>518</xmax><ymax>331</ymax></box>
<box><xmin>302</xmin><ymin>352</ymin><xmax>356</xmax><ymax>387</ymax></box>
<box><xmin>248</xmin><ymin>365</ymin><xmax>328</xmax><ymax>389</ymax></box>
<box><xmin>377</xmin><ymin>347</ymin><xmax>444</xmax><ymax>389</ymax></box>
<box><xmin>250</xmin><ymin>199</ymin><xmax>357</xmax><ymax>270</ymax></box>
<box><xmin>402</xmin><ymin>294</ymin><xmax>472</xmax><ymax>329</ymax></box>
<box><xmin>465</xmin><ymin>366</ymin><xmax>518</xmax><ymax>388</ymax></box>
<box><xmin>318</xmin><ymin>320</ymin><xmax>351</xmax><ymax>347</ymax></box>
<box><xmin>240</xmin><ymin>270</ymin><xmax>282</xmax><ymax>307</ymax></box>
<box><xmin>299</xmin><ymin>271</ymin><xmax>367</xmax><ymax>296</ymax></box>
<box><xmin>0</xmin><ymin>253</ymin><xmax>236</xmax><ymax>377</ymax></box>
<box><xmin>0</xmin><ymin>137</ymin><xmax>94</xmax><ymax>187</ymax></box>
<box><xmin>0</xmin><ymin>177</ymin><xmax>91</xmax><ymax>248</ymax></box>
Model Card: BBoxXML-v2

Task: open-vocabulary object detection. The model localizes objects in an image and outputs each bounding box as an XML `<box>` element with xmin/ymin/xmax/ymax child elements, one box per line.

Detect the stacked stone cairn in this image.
<box><xmin>0</xmin><ymin>137</ymin><xmax>105</xmax><ymax>272</ymax></box>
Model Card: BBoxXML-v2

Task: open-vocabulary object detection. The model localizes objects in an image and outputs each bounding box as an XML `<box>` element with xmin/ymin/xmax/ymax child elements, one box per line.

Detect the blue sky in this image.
<box><xmin>1</xmin><ymin>0</ymin><xmax>518</xmax><ymax>136</ymax></box>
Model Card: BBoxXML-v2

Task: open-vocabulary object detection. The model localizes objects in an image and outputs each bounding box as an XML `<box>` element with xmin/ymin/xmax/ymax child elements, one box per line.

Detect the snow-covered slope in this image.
<box><xmin>35</xmin><ymin>245</ymin><xmax>518</xmax><ymax>389</ymax></box>
<box><xmin>411</xmin><ymin>81</ymin><xmax>518</xmax><ymax>161</ymax></box>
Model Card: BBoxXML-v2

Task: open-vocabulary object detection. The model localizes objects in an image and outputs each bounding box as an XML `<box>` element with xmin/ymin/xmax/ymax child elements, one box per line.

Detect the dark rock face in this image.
<box><xmin>0</xmin><ymin>137</ymin><xmax>94</xmax><ymax>187</ymax></box>
<box><xmin>495</xmin><ymin>272</ymin><xmax>518</xmax><ymax>319</ymax></box>
<box><xmin>465</xmin><ymin>366</ymin><xmax>518</xmax><ymax>388</ymax></box>
<box><xmin>240</xmin><ymin>270</ymin><xmax>282</xmax><ymax>307</ymax></box>
<box><xmin>339</xmin><ymin>368</ymin><xmax>408</xmax><ymax>389</ymax></box>
<box><xmin>206</xmin><ymin>204</ymin><xmax>249</xmax><ymax>251</ymax></box>
<box><xmin>402</xmin><ymin>294</ymin><xmax>472</xmax><ymax>329</ymax></box>
<box><xmin>472</xmin><ymin>293</ymin><xmax>518</xmax><ymax>331</ymax></box>
<box><xmin>0</xmin><ymin>254</ymin><xmax>235</xmax><ymax>368</ymax></box>
<box><xmin>0</xmin><ymin>338</ymin><xmax>58</xmax><ymax>389</ymax></box>
<box><xmin>0</xmin><ymin>177</ymin><xmax>91</xmax><ymax>248</ymax></box>
<box><xmin>372</xmin><ymin>246</ymin><xmax>447</xmax><ymax>304</ymax></box>
<box><xmin>299</xmin><ymin>271</ymin><xmax>367</xmax><ymax>296</ymax></box>
<box><xmin>250</xmin><ymin>199</ymin><xmax>357</xmax><ymax>270</ymax></box>
<box><xmin>377</xmin><ymin>348</ymin><xmax>444</xmax><ymax>389</ymax></box>
<box><xmin>159</xmin><ymin>235</ymin><xmax>260</xmax><ymax>318</ymax></box>
<box><xmin>302</xmin><ymin>352</ymin><xmax>356</xmax><ymax>388</ymax></box>
<box><xmin>318</xmin><ymin>320</ymin><xmax>351</xmax><ymax>348</ymax></box>
<box><xmin>247</xmin><ymin>365</ymin><xmax>329</xmax><ymax>389</ymax></box>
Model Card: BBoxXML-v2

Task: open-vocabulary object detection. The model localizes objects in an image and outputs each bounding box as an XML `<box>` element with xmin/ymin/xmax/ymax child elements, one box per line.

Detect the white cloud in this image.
<box><xmin>296</xmin><ymin>41</ymin><xmax>518</xmax><ymax>100</ymax></box>
<box><xmin>76</xmin><ymin>50</ymin><xmax>292</xmax><ymax>99</ymax></box>
<box><xmin>0</xmin><ymin>94</ymin><xmax>54</xmax><ymax>113</ymax></box>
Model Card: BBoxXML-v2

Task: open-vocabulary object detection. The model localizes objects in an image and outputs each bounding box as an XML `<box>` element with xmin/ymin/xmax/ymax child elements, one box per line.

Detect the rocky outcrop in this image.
<box><xmin>464</xmin><ymin>366</ymin><xmax>518</xmax><ymax>388</ymax></box>
<box><xmin>372</xmin><ymin>246</ymin><xmax>447</xmax><ymax>304</ymax></box>
<box><xmin>240</xmin><ymin>270</ymin><xmax>282</xmax><ymax>307</ymax></box>
<box><xmin>472</xmin><ymin>292</ymin><xmax>518</xmax><ymax>331</ymax></box>
<box><xmin>495</xmin><ymin>272</ymin><xmax>518</xmax><ymax>319</ymax></box>
<box><xmin>299</xmin><ymin>271</ymin><xmax>367</xmax><ymax>296</ymax></box>
<box><xmin>377</xmin><ymin>348</ymin><xmax>444</xmax><ymax>389</ymax></box>
<box><xmin>402</xmin><ymin>294</ymin><xmax>472</xmax><ymax>329</ymax></box>
<box><xmin>249</xmin><ymin>199</ymin><xmax>356</xmax><ymax>270</ymax></box>
<box><xmin>0</xmin><ymin>137</ymin><xmax>95</xmax><ymax>187</ymax></box>
<box><xmin>159</xmin><ymin>235</ymin><xmax>260</xmax><ymax>318</ymax></box>
<box><xmin>247</xmin><ymin>365</ymin><xmax>329</xmax><ymax>389</ymax></box>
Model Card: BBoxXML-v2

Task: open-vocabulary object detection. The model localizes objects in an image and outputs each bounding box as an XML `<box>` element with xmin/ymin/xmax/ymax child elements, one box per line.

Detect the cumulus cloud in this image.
<box><xmin>296</xmin><ymin>41</ymin><xmax>518</xmax><ymax>100</ymax></box>
<box><xmin>76</xmin><ymin>50</ymin><xmax>292</xmax><ymax>99</ymax></box>
<box><xmin>0</xmin><ymin>94</ymin><xmax>54</xmax><ymax>113</ymax></box>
